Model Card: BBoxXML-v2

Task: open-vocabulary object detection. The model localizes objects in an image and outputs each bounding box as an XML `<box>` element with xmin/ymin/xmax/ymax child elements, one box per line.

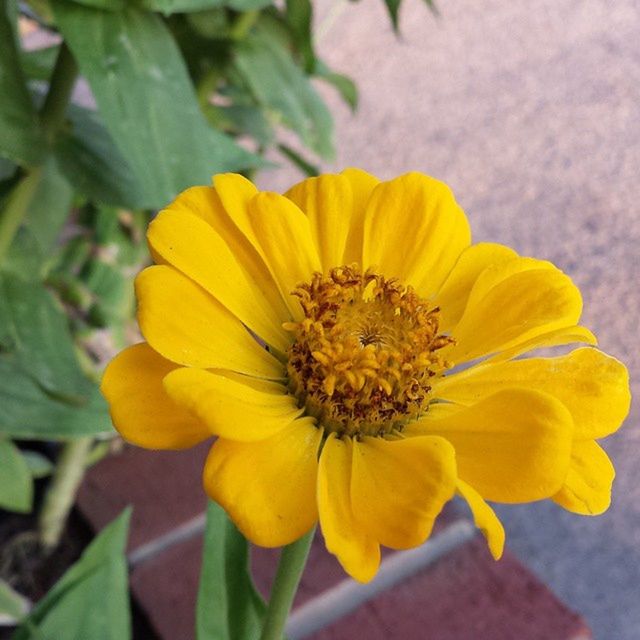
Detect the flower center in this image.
<box><xmin>285</xmin><ymin>265</ymin><xmax>453</xmax><ymax>437</ymax></box>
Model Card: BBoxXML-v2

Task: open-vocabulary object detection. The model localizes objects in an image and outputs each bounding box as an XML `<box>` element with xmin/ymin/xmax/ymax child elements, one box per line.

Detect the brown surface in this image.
<box><xmin>130</xmin><ymin>535</ymin><xmax>204</xmax><ymax>640</ymax></box>
<box><xmin>77</xmin><ymin>442</ymin><xmax>210</xmax><ymax>551</ymax></box>
<box><xmin>311</xmin><ymin>538</ymin><xmax>592</xmax><ymax>640</ymax></box>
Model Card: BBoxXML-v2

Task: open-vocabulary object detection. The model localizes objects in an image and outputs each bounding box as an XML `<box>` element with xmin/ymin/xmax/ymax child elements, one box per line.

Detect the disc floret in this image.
<box><xmin>285</xmin><ymin>265</ymin><xmax>453</xmax><ymax>437</ymax></box>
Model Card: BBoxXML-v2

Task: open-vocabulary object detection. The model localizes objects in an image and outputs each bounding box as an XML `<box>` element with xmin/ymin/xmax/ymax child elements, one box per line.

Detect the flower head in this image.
<box><xmin>102</xmin><ymin>170</ymin><xmax>630</xmax><ymax>582</ymax></box>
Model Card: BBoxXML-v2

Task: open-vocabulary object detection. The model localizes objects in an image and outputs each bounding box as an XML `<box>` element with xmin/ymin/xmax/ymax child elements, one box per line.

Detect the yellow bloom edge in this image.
<box><xmin>101</xmin><ymin>169</ymin><xmax>631</xmax><ymax>583</ymax></box>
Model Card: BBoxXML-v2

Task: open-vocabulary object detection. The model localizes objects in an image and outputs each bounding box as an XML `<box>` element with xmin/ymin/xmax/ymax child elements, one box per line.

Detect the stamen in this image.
<box><xmin>285</xmin><ymin>265</ymin><xmax>454</xmax><ymax>437</ymax></box>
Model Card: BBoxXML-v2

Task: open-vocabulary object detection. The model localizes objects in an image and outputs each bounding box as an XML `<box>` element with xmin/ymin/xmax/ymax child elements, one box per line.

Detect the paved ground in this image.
<box><xmin>258</xmin><ymin>1</ymin><xmax>640</xmax><ymax>638</ymax></box>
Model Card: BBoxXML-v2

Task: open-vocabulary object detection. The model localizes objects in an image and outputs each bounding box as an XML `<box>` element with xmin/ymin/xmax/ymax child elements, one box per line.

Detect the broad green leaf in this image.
<box><xmin>0</xmin><ymin>273</ymin><xmax>92</xmax><ymax>401</ymax></box>
<box><xmin>196</xmin><ymin>500</ymin><xmax>266</xmax><ymax>640</ymax></box>
<box><xmin>234</xmin><ymin>25</ymin><xmax>334</xmax><ymax>159</ymax></box>
<box><xmin>285</xmin><ymin>0</ymin><xmax>314</xmax><ymax>72</ymax></box>
<box><xmin>0</xmin><ymin>358</ymin><xmax>112</xmax><ymax>439</ymax></box>
<box><xmin>12</xmin><ymin>508</ymin><xmax>132</xmax><ymax>640</ymax></box>
<box><xmin>208</xmin><ymin>104</ymin><xmax>275</xmax><ymax>148</ymax></box>
<box><xmin>53</xmin><ymin>1</ymin><xmax>262</xmax><ymax>208</ymax></box>
<box><xmin>0</xmin><ymin>579</ymin><xmax>30</xmax><ymax>626</ymax></box>
<box><xmin>21</xmin><ymin>157</ymin><xmax>73</xmax><ymax>255</ymax></box>
<box><xmin>0</xmin><ymin>439</ymin><xmax>33</xmax><ymax>513</ymax></box>
<box><xmin>55</xmin><ymin>104</ymin><xmax>148</xmax><ymax>208</ymax></box>
<box><xmin>316</xmin><ymin>61</ymin><xmax>358</xmax><ymax>112</ymax></box>
<box><xmin>22</xmin><ymin>450</ymin><xmax>55</xmax><ymax>478</ymax></box>
<box><xmin>0</xmin><ymin>3</ymin><xmax>46</xmax><ymax>166</ymax></box>
<box><xmin>139</xmin><ymin>0</ymin><xmax>225</xmax><ymax>12</ymax></box>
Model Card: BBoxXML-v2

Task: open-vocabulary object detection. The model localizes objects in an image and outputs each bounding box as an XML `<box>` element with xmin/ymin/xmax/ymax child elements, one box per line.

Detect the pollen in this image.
<box><xmin>285</xmin><ymin>265</ymin><xmax>454</xmax><ymax>437</ymax></box>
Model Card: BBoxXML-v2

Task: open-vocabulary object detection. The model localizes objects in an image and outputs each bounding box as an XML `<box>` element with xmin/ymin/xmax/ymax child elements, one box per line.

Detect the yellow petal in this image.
<box><xmin>341</xmin><ymin>168</ymin><xmax>380</xmax><ymax>265</ymax></box>
<box><xmin>213</xmin><ymin>173</ymin><xmax>260</xmax><ymax>245</ymax></box>
<box><xmin>447</xmin><ymin>260</ymin><xmax>583</xmax><ymax>364</ymax></box>
<box><xmin>101</xmin><ymin>343</ymin><xmax>209</xmax><ymax>449</ymax></box>
<box><xmin>135</xmin><ymin>265</ymin><xmax>283</xmax><ymax>378</ymax></box>
<box><xmin>163</xmin><ymin>368</ymin><xmax>301</xmax><ymax>442</ymax></box>
<box><xmin>351</xmin><ymin>435</ymin><xmax>457</xmax><ymax>549</ymax></box>
<box><xmin>163</xmin><ymin>185</ymin><xmax>222</xmax><ymax>227</ymax></box>
<box><xmin>552</xmin><ymin>440</ymin><xmax>615</xmax><ymax>515</ymax></box>
<box><xmin>434</xmin><ymin>243</ymin><xmax>518</xmax><ymax>331</ymax></box>
<box><xmin>362</xmin><ymin>173</ymin><xmax>471</xmax><ymax>297</ymax></box>
<box><xmin>317</xmin><ymin>434</ymin><xmax>380</xmax><ymax>583</ymax></box>
<box><xmin>183</xmin><ymin>177</ymin><xmax>291</xmax><ymax>325</ymax></box>
<box><xmin>456</xmin><ymin>479</ymin><xmax>505</xmax><ymax>560</ymax></box>
<box><xmin>204</xmin><ymin>418</ymin><xmax>322</xmax><ymax>547</ymax></box>
<box><xmin>485</xmin><ymin>324</ymin><xmax>597</xmax><ymax>363</ymax></box>
<box><xmin>248</xmin><ymin>192</ymin><xmax>322</xmax><ymax>318</ymax></box>
<box><xmin>436</xmin><ymin>348</ymin><xmax>631</xmax><ymax>440</ymax></box>
<box><xmin>148</xmin><ymin>209</ymin><xmax>290</xmax><ymax>352</ymax></box>
<box><xmin>407</xmin><ymin>389</ymin><xmax>573</xmax><ymax>502</ymax></box>
<box><xmin>285</xmin><ymin>173</ymin><xmax>353</xmax><ymax>271</ymax></box>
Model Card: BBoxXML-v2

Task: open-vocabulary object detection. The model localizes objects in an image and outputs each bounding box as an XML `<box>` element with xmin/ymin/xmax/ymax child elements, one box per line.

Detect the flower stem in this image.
<box><xmin>259</xmin><ymin>527</ymin><xmax>316</xmax><ymax>640</ymax></box>
<box><xmin>38</xmin><ymin>437</ymin><xmax>93</xmax><ymax>551</ymax></box>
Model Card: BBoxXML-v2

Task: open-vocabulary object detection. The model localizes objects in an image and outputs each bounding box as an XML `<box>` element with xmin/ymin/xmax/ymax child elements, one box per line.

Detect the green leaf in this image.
<box><xmin>383</xmin><ymin>0</ymin><xmax>401</xmax><ymax>30</ymax></box>
<box><xmin>233</xmin><ymin>24</ymin><xmax>334</xmax><ymax>159</ymax></box>
<box><xmin>0</xmin><ymin>579</ymin><xmax>30</xmax><ymax>626</ymax></box>
<box><xmin>278</xmin><ymin>142</ymin><xmax>319</xmax><ymax>177</ymax></box>
<box><xmin>285</xmin><ymin>0</ymin><xmax>314</xmax><ymax>73</ymax></box>
<box><xmin>0</xmin><ymin>439</ymin><xmax>33</xmax><ymax>513</ymax></box>
<box><xmin>20</xmin><ymin>44</ymin><xmax>59</xmax><ymax>81</ymax></box>
<box><xmin>225</xmin><ymin>0</ymin><xmax>273</xmax><ymax>10</ymax></box>
<box><xmin>0</xmin><ymin>358</ymin><xmax>111</xmax><ymax>439</ymax></box>
<box><xmin>139</xmin><ymin>0</ymin><xmax>226</xmax><ymax>12</ymax></box>
<box><xmin>22</xmin><ymin>450</ymin><xmax>55</xmax><ymax>478</ymax></box>
<box><xmin>12</xmin><ymin>508</ymin><xmax>132</xmax><ymax>640</ymax></box>
<box><xmin>52</xmin><ymin>1</ymin><xmax>263</xmax><ymax>209</ymax></box>
<box><xmin>315</xmin><ymin>61</ymin><xmax>358</xmax><ymax>112</ymax></box>
<box><xmin>55</xmin><ymin>104</ymin><xmax>148</xmax><ymax>209</ymax></box>
<box><xmin>196</xmin><ymin>500</ymin><xmax>266</xmax><ymax>640</ymax></box>
<box><xmin>66</xmin><ymin>0</ymin><xmax>124</xmax><ymax>8</ymax></box>
<box><xmin>4</xmin><ymin>156</ymin><xmax>73</xmax><ymax>279</ymax></box>
<box><xmin>0</xmin><ymin>157</ymin><xmax>16</xmax><ymax>182</ymax></box>
<box><xmin>0</xmin><ymin>273</ymin><xmax>92</xmax><ymax>402</ymax></box>
<box><xmin>0</xmin><ymin>3</ymin><xmax>46</xmax><ymax>166</ymax></box>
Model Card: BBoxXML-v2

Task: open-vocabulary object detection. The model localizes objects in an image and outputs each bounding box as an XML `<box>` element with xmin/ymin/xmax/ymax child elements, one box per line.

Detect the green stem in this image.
<box><xmin>260</xmin><ymin>527</ymin><xmax>315</xmax><ymax>640</ymax></box>
<box><xmin>40</xmin><ymin>43</ymin><xmax>78</xmax><ymax>141</ymax></box>
<box><xmin>0</xmin><ymin>167</ymin><xmax>42</xmax><ymax>263</ymax></box>
<box><xmin>38</xmin><ymin>437</ymin><xmax>93</xmax><ymax>551</ymax></box>
<box><xmin>229</xmin><ymin>9</ymin><xmax>259</xmax><ymax>40</ymax></box>
<box><xmin>0</xmin><ymin>43</ymin><xmax>78</xmax><ymax>266</ymax></box>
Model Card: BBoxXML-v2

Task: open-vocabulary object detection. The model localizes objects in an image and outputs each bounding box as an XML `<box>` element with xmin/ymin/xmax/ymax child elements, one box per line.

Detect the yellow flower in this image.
<box><xmin>101</xmin><ymin>170</ymin><xmax>630</xmax><ymax>582</ymax></box>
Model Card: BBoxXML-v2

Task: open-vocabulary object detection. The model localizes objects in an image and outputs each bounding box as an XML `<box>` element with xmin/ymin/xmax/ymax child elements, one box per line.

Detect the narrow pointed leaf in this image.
<box><xmin>196</xmin><ymin>500</ymin><xmax>266</xmax><ymax>640</ymax></box>
<box><xmin>12</xmin><ymin>509</ymin><xmax>132</xmax><ymax>640</ymax></box>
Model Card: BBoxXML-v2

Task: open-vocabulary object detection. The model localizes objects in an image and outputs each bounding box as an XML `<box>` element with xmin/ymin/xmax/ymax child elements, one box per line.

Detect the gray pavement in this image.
<box><xmin>259</xmin><ymin>1</ymin><xmax>640</xmax><ymax>637</ymax></box>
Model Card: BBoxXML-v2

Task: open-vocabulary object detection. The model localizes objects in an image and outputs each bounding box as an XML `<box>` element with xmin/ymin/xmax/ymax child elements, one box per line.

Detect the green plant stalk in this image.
<box><xmin>230</xmin><ymin>9</ymin><xmax>260</xmax><ymax>40</ymax></box>
<box><xmin>0</xmin><ymin>42</ymin><xmax>77</xmax><ymax>266</ymax></box>
<box><xmin>38</xmin><ymin>437</ymin><xmax>93</xmax><ymax>551</ymax></box>
<box><xmin>40</xmin><ymin>43</ymin><xmax>78</xmax><ymax>141</ymax></box>
<box><xmin>259</xmin><ymin>527</ymin><xmax>316</xmax><ymax>640</ymax></box>
<box><xmin>0</xmin><ymin>167</ymin><xmax>43</xmax><ymax>263</ymax></box>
